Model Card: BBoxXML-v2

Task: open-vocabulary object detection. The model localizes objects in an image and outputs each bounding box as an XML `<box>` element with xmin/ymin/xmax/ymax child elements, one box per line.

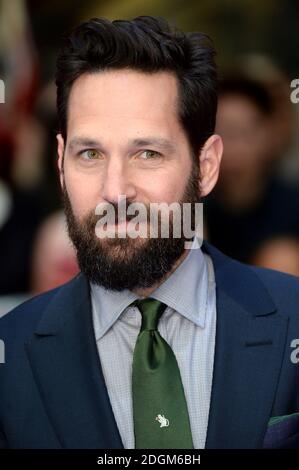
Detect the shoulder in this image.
<box><xmin>0</xmin><ymin>274</ymin><xmax>83</xmax><ymax>344</ymax></box>
<box><xmin>249</xmin><ymin>264</ymin><xmax>299</xmax><ymax>311</ymax></box>
<box><xmin>205</xmin><ymin>239</ymin><xmax>299</xmax><ymax>291</ymax></box>
<box><xmin>203</xmin><ymin>240</ymin><xmax>299</xmax><ymax>321</ymax></box>
<box><xmin>228</xmin><ymin>256</ymin><xmax>299</xmax><ymax>324</ymax></box>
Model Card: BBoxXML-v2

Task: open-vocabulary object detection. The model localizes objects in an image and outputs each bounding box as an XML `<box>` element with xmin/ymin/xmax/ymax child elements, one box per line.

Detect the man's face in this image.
<box><xmin>216</xmin><ymin>94</ymin><xmax>270</xmax><ymax>178</ymax></box>
<box><xmin>57</xmin><ymin>69</ymin><xmax>201</xmax><ymax>290</ymax></box>
<box><xmin>60</xmin><ymin>70</ymin><xmax>196</xmax><ymax>219</ymax></box>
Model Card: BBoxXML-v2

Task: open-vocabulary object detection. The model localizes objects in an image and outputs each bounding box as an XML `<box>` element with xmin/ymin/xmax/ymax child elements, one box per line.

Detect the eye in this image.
<box><xmin>80</xmin><ymin>149</ymin><xmax>101</xmax><ymax>160</ymax></box>
<box><xmin>139</xmin><ymin>150</ymin><xmax>161</xmax><ymax>160</ymax></box>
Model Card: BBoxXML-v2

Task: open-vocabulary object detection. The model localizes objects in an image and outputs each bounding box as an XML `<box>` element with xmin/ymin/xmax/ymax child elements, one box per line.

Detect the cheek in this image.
<box><xmin>144</xmin><ymin>171</ymin><xmax>190</xmax><ymax>203</ymax></box>
<box><xmin>64</xmin><ymin>170</ymin><xmax>102</xmax><ymax>219</ymax></box>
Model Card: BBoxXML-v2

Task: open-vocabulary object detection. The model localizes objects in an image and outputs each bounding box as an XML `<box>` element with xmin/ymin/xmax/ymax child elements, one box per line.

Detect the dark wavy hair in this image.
<box><xmin>55</xmin><ymin>16</ymin><xmax>218</xmax><ymax>157</ymax></box>
<box><xmin>219</xmin><ymin>74</ymin><xmax>274</xmax><ymax>115</ymax></box>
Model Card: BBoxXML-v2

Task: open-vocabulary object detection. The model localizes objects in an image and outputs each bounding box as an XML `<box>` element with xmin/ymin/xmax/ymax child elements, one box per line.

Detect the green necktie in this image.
<box><xmin>132</xmin><ymin>298</ymin><xmax>193</xmax><ymax>449</ymax></box>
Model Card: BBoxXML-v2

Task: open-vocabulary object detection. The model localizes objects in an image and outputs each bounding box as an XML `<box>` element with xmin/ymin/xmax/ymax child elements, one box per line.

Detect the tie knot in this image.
<box><xmin>133</xmin><ymin>298</ymin><xmax>167</xmax><ymax>331</ymax></box>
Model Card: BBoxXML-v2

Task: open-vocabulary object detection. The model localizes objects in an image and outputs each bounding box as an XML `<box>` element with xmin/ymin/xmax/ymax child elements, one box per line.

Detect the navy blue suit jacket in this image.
<box><xmin>1</xmin><ymin>241</ymin><xmax>299</xmax><ymax>449</ymax></box>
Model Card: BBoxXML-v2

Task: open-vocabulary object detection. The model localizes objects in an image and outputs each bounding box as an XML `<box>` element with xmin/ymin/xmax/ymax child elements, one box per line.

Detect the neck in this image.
<box><xmin>132</xmin><ymin>248</ymin><xmax>190</xmax><ymax>298</ymax></box>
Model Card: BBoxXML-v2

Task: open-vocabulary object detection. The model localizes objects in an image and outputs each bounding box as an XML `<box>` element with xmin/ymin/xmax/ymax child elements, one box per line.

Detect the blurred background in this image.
<box><xmin>1</xmin><ymin>0</ymin><xmax>299</xmax><ymax>315</ymax></box>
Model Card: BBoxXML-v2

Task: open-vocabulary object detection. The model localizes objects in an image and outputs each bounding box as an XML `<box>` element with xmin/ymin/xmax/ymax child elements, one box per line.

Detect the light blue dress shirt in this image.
<box><xmin>91</xmin><ymin>242</ymin><xmax>217</xmax><ymax>449</ymax></box>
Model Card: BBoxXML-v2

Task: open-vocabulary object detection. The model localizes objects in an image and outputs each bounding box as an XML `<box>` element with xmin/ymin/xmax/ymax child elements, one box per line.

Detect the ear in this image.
<box><xmin>56</xmin><ymin>133</ymin><xmax>65</xmax><ymax>189</ymax></box>
<box><xmin>198</xmin><ymin>134</ymin><xmax>223</xmax><ymax>197</ymax></box>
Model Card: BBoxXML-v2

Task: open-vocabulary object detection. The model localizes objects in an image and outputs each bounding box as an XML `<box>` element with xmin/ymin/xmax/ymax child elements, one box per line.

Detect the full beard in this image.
<box><xmin>63</xmin><ymin>167</ymin><xmax>200</xmax><ymax>291</ymax></box>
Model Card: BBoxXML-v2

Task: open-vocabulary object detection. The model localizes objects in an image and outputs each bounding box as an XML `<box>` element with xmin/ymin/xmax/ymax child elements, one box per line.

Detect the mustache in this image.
<box><xmin>95</xmin><ymin>200</ymin><xmax>150</xmax><ymax>224</ymax></box>
<box><xmin>82</xmin><ymin>199</ymin><xmax>200</xmax><ymax>233</ymax></box>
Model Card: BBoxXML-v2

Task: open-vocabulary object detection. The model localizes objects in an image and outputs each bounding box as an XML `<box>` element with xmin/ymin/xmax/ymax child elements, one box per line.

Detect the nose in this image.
<box><xmin>101</xmin><ymin>155</ymin><xmax>137</xmax><ymax>204</ymax></box>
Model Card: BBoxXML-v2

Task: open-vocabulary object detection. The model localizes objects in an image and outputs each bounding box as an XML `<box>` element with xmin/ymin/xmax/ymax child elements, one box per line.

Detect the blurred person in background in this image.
<box><xmin>205</xmin><ymin>73</ymin><xmax>299</xmax><ymax>273</ymax></box>
<box><xmin>0</xmin><ymin>125</ymin><xmax>47</xmax><ymax>296</ymax></box>
<box><xmin>237</xmin><ymin>55</ymin><xmax>296</xmax><ymax>167</ymax></box>
<box><xmin>0</xmin><ymin>0</ymin><xmax>46</xmax><ymax>297</ymax></box>
<box><xmin>30</xmin><ymin>211</ymin><xmax>79</xmax><ymax>294</ymax></box>
<box><xmin>0</xmin><ymin>0</ymin><xmax>68</xmax><ymax>302</ymax></box>
<box><xmin>0</xmin><ymin>206</ymin><xmax>79</xmax><ymax>316</ymax></box>
<box><xmin>252</xmin><ymin>236</ymin><xmax>299</xmax><ymax>275</ymax></box>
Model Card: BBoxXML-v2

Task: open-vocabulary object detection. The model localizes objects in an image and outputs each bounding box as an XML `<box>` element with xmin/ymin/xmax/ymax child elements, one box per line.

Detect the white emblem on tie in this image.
<box><xmin>156</xmin><ymin>414</ymin><xmax>169</xmax><ymax>428</ymax></box>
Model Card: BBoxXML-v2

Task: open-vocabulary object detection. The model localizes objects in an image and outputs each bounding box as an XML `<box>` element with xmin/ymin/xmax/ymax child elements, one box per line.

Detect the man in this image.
<box><xmin>1</xmin><ymin>16</ymin><xmax>299</xmax><ymax>449</ymax></box>
<box><xmin>206</xmin><ymin>74</ymin><xmax>299</xmax><ymax>271</ymax></box>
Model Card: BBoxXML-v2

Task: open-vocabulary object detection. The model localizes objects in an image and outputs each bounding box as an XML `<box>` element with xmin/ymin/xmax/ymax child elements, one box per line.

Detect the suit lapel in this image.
<box><xmin>203</xmin><ymin>242</ymin><xmax>289</xmax><ymax>448</ymax></box>
<box><xmin>25</xmin><ymin>274</ymin><xmax>123</xmax><ymax>449</ymax></box>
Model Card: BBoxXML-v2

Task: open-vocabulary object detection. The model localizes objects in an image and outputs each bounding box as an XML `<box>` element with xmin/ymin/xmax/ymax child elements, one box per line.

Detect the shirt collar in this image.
<box><xmin>91</xmin><ymin>237</ymin><xmax>209</xmax><ymax>340</ymax></box>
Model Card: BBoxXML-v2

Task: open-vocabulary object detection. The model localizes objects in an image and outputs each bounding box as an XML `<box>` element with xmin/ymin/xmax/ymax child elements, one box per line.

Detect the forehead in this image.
<box><xmin>67</xmin><ymin>69</ymin><xmax>181</xmax><ymax>135</ymax></box>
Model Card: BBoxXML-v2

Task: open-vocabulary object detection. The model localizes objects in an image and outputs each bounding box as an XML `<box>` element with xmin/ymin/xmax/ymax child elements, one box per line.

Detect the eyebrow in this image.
<box><xmin>67</xmin><ymin>136</ymin><xmax>176</xmax><ymax>153</ymax></box>
<box><xmin>130</xmin><ymin>138</ymin><xmax>176</xmax><ymax>153</ymax></box>
<box><xmin>67</xmin><ymin>137</ymin><xmax>104</xmax><ymax>151</ymax></box>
